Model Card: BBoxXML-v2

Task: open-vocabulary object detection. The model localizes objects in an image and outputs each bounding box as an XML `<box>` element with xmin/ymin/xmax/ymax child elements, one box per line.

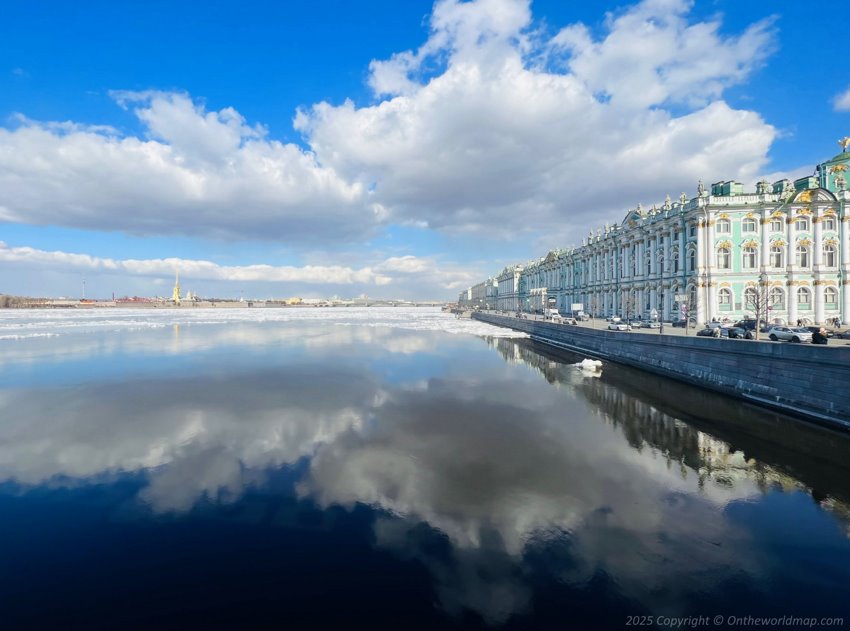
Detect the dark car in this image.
<box><xmin>732</xmin><ymin>320</ymin><xmax>759</xmax><ymax>339</ymax></box>
<box><xmin>671</xmin><ymin>317</ymin><xmax>696</xmax><ymax>328</ymax></box>
<box><xmin>803</xmin><ymin>326</ymin><xmax>833</xmax><ymax>338</ymax></box>
<box><xmin>836</xmin><ymin>329</ymin><xmax>850</xmax><ymax>340</ymax></box>
<box><xmin>696</xmin><ymin>326</ymin><xmax>747</xmax><ymax>339</ymax></box>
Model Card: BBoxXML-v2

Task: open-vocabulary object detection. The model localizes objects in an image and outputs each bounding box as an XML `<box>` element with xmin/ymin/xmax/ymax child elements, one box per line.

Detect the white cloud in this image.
<box><xmin>0</xmin><ymin>92</ymin><xmax>371</xmax><ymax>242</ymax></box>
<box><xmin>834</xmin><ymin>86</ymin><xmax>850</xmax><ymax>112</ymax></box>
<box><xmin>0</xmin><ymin>241</ymin><xmax>478</xmax><ymax>292</ymax></box>
<box><xmin>1</xmin><ymin>0</ymin><xmax>781</xmax><ymax>250</ymax></box>
<box><xmin>296</xmin><ymin>0</ymin><xmax>778</xmax><ymax>239</ymax></box>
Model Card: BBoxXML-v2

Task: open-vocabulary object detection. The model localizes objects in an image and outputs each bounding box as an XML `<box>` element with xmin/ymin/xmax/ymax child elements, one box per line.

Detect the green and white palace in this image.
<box><xmin>460</xmin><ymin>140</ymin><xmax>850</xmax><ymax>326</ymax></box>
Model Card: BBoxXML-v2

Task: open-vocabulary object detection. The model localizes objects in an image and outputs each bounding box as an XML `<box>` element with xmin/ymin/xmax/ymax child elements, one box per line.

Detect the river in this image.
<box><xmin>0</xmin><ymin>307</ymin><xmax>847</xmax><ymax>628</ymax></box>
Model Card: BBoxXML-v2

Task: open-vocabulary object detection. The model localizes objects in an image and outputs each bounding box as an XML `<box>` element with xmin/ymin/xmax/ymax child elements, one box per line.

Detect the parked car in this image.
<box><xmin>671</xmin><ymin>318</ymin><xmax>692</xmax><ymax>328</ymax></box>
<box><xmin>607</xmin><ymin>322</ymin><xmax>631</xmax><ymax>331</ymax></box>
<box><xmin>766</xmin><ymin>326</ymin><xmax>812</xmax><ymax>343</ymax></box>
<box><xmin>607</xmin><ymin>316</ymin><xmax>622</xmax><ymax>323</ymax></box>
<box><xmin>803</xmin><ymin>326</ymin><xmax>833</xmax><ymax>338</ymax></box>
<box><xmin>695</xmin><ymin>326</ymin><xmax>747</xmax><ymax>339</ymax></box>
<box><xmin>732</xmin><ymin>320</ymin><xmax>759</xmax><ymax>339</ymax></box>
<box><xmin>835</xmin><ymin>329</ymin><xmax>850</xmax><ymax>339</ymax></box>
<box><xmin>641</xmin><ymin>321</ymin><xmax>661</xmax><ymax>329</ymax></box>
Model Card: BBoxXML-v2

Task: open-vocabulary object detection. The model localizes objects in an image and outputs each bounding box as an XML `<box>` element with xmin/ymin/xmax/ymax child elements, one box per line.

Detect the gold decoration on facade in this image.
<box><xmin>720</xmin><ymin>282</ymin><xmax>731</xmax><ymax>288</ymax></box>
<box><xmin>742</xmin><ymin>239</ymin><xmax>759</xmax><ymax>249</ymax></box>
<box><xmin>797</xmin><ymin>238</ymin><xmax>812</xmax><ymax>247</ymax></box>
<box><xmin>715</xmin><ymin>239</ymin><xmax>732</xmax><ymax>249</ymax></box>
<box><xmin>771</xmin><ymin>239</ymin><xmax>787</xmax><ymax>247</ymax></box>
<box><xmin>824</xmin><ymin>237</ymin><xmax>839</xmax><ymax>246</ymax></box>
<box><xmin>798</xmin><ymin>208</ymin><xmax>812</xmax><ymax>216</ymax></box>
<box><xmin>772</xmin><ymin>210</ymin><xmax>784</xmax><ymax>218</ymax></box>
<box><xmin>796</xmin><ymin>190</ymin><xmax>813</xmax><ymax>203</ymax></box>
<box><xmin>745</xmin><ymin>212</ymin><xmax>756</xmax><ymax>218</ymax></box>
<box><xmin>718</xmin><ymin>213</ymin><xmax>730</xmax><ymax>219</ymax></box>
<box><xmin>838</xmin><ymin>137</ymin><xmax>850</xmax><ymax>152</ymax></box>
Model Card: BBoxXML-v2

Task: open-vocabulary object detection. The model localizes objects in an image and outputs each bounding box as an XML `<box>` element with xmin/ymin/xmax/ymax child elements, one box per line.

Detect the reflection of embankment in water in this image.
<box><xmin>489</xmin><ymin>337</ymin><xmax>850</xmax><ymax>534</ymax></box>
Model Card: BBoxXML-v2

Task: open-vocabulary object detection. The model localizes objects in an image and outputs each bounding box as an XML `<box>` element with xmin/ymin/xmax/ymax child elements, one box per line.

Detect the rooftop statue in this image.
<box><xmin>839</xmin><ymin>136</ymin><xmax>850</xmax><ymax>152</ymax></box>
<box><xmin>663</xmin><ymin>194</ymin><xmax>671</xmax><ymax>211</ymax></box>
<box><xmin>697</xmin><ymin>179</ymin><xmax>706</xmax><ymax>196</ymax></box>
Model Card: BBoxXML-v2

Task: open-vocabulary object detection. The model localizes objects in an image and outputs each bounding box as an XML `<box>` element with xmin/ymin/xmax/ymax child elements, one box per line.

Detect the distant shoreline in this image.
<box><xmin>1</xmin><ymin>300</ymin><xmax>448</xmax><ymax>309</ymax></box>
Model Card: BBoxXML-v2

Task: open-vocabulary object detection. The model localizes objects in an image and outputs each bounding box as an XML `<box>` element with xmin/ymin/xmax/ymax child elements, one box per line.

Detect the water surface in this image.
<box><xmin>0</xmin><ymin>308</ymin><xmax>848</xmax><ymax>628</ymax></box>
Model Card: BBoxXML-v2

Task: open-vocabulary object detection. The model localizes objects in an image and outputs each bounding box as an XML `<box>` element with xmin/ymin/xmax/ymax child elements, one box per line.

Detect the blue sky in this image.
<box><xmin>2</xmin><ymin>0</ymin><xmax>849</xmax><ymax>299</ymax></box>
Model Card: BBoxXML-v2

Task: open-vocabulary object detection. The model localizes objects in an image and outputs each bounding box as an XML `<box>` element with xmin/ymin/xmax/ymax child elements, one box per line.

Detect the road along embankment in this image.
<box><xmin>474</xmin><ymin>313</ymin><xmax>850</xmax><ymax>431</ymax></box>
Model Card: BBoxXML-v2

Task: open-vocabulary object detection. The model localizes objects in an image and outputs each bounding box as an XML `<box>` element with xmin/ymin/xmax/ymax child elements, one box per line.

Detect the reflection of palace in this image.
<box><xmin>462</xmin><ymin>142</ymin><xmax>850</xmax><ymax>325</ymax></box>
<box><xmin>490</xmin><ymin>337</ymin><xmax>850</xmax><ymax>535</ymax></box>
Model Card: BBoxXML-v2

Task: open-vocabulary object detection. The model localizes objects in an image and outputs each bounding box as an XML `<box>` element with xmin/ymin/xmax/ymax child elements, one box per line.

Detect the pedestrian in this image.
<box><xmin>836</xmin><ymin>317</ymin><xmax>843</xmax><ymax>330</ymax></box>
<box><xmin>659</xmin><ymin>321</ymin><xmax>664</xmax><ymax>334</ymax></box>
<box><xmin>796</xmin><ymin>318</ymin><xmax>802</xmax><ymax>327</ymax></box>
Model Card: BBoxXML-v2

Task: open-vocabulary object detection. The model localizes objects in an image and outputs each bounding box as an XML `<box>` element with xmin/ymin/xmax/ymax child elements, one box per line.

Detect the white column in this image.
<box><xmin>787</xmin><ymin>213</ymin><xmax>797</xmax><ymax>271</ymax></box>
<box><xmin>696</xmin><ymin>219</ymin><xmax>705</xmax><ymax>274</ymax></box>
<box><xmin>760</xmin><ymin>211</ymin><xmax>770</xmax><ymax>268</ymax></box>
<box><xmin>663</xmin><ymin>231</ymin><xmax>671</xmax><ymax>276</ymax></box>
<box><xmin>815</xmin><ymin>281</ymin><xmax>825</xmax><ymax>324</ymax></box>
<box><xmin>814</xmin><ymin>215</ymin><xmax>824</xmax><ymax>268</ymax></box>
<box><xmin>679</xmin><ymin>227</ymin><xmax>686</xmax><ymax>276</ymax></box>
<box><xmin>788</xmin><ymin>282</ymin><xmax>798</xmax><ymax>325</ymax></box>
<box><xmin>842</xmin><ymin>211</ymin><xmax>850</xmax><ymax>321</ymax></box>
<box><xmin>696</xmin><ymin>281</ymin><xmax>706</xmax><ymax>325</ymax></box>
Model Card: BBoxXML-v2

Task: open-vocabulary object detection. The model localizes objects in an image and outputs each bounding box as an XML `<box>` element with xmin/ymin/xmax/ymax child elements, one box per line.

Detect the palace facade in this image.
<box><xmin>460</xmin><ymin>143</ymin><xmax>850</xmax><ymax>325</ymax></box>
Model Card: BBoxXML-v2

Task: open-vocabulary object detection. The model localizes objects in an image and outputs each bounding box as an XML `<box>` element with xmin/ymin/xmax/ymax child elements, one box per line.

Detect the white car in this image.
<box><xmin>608</xmin><ymin>322</ymin><xmax>631</xmax><ymax>331</ymax></box>
<box><xmin>766</xmin><ymin>326</ymin><xmax>812</xmax><ymax>343</ymax></box>
<box><xmin>606</xmin><ymin>316</ymin><xmax>622</xmax><ymax>323</ymax></box>
<box><xmin>641</xmin><ymin>321</ymin><xmax>661</xmax><ymax>329</ymax></box>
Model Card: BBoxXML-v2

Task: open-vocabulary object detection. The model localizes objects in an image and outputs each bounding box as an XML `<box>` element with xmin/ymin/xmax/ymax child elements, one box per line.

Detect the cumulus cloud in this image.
<box><xmin>296</xmin><ymin>0</ymin><xmax>778</xmax><ymax>239</ymax></box>
<box><xmin>0</xmin><ymin>241</ymin><xmax>479</xmax><ymax>291</ymax></box>
<box><xmin>1</xmin><ymin>0</ymin><xmax>781</xmax><ymax>249</ymax></box>
<box><xmin>834</xmin><ymin>86</ymin><xmax>850</xmax><ymax>112</ymax></box>
<box><xmin>0</xmin><ymin>91</ymin><xmax>372</xmax><ymax>242</ymax></box>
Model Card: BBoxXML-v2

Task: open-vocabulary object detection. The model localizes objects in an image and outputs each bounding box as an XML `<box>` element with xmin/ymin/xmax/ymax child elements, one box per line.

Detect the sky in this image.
<box><xmin>2</xmin><ymin>0</ymin><xmax>849</xmax><ymax>300</ymax></box>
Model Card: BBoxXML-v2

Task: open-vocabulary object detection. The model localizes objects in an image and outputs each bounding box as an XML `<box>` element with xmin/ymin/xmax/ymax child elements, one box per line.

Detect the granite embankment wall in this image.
<box><xmin>474</xmin><ymin>313</ymin><xmax>850</xmax><ymax>431</ymax></box>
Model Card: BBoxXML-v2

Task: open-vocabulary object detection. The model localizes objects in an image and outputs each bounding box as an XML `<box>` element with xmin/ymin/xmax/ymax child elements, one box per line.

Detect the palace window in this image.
<box><xmin>824</xmin><ymin>244</ymin><xmax>837</xmax><ymax>268</ymax></box>
<box><xmin>797</xmin><ymin>287</ymin><xmax>811</xmax><ymax>307</ymax></box>
<box><xmin>688</xmin><ymin>285</ymin><xmax>697</xmax><ymax>308</ymax></box>
<box><xmin>688</xmin><ymin>250</ymin><xmax>696</xmax><ymax>272</ymax></box>
<box><xmin>770</xmin><ymin>246</ymin><xmax>784</xmax><ymax>268</ymax></box>
<box><xmin>770</xmin><ymin>218</ymin><xmax>783</xmax><ymax>232</ymax></box>
<box><xmin>769</xmin><ymin>287</ymin><xmax>785</xmax><ymax>309</ymax></box>
<box><xmin>673</xmin><ymin>252</ymin><xmax>679</xmax><ymax>273</ymax></box>
<box><xmin>744</xmin><ymin>287</ymin><xmax>758</xmax><ymax>309</ymax></box>
<box><xmin>795</xmin><ymin>245</ymin><xmax>810</xmax><ymax>268</ymax></box>
<box><xmin>822</xmin><ymin>217</ymin><xmax>836</xmax><ymax>231</ymax></box>
<box><xmin>742</xmin><ymin>218</ymin><xmax>757</xmax><ymax>233</ymax></box>
<box><xmin>795</xmin><ymin>217</ymin><xmax>809</xmax><ymax>231</ymax></box>
<box><xmin>689</xmin><ymin>225</ymin><xmax>696</xmax><ymax>237</ymax></box>
<box><xmin>716</xmin><ymin>219</ymin><xmax>731</xmax><ymax>234</ymax></box>
<box><xmin>718</xmin><ymin>288</ymin><xmax>732</xmax><ymax>306</ymax></box>
<box><xmin>742</xmin><ymin>247</ymin><xmax>757</xmax><ymax>269</ymax></box>
<box><xmin>825</xmin><ymin>286</ymin><xmax>838</xmax><ymax>307</ymax></box>
<box><xmin>717</xmin><ymin>247</ymin><xmax>731</xmax><ymax>269</ymax></box>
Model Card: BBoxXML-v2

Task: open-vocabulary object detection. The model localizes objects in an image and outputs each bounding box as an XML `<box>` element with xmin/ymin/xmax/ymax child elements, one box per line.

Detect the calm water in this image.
<box><xmin>0</xmin><ymin>308</ymin><xmax>848</xmax><ymax>629</ymax></box>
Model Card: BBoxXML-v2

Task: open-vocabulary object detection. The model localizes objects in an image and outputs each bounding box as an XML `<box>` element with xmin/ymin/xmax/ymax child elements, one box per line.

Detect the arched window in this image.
<box><xmin>825</xmin><ymin>286</ymin><xmax>838</xmax><ymax>306</ymax></box>
<box><xmin>744</xmin><ymin>287</ymin><xmax>758</xmax><ymax>309</ymax></box>
<box><xmin>688</xmin><ymin>285</ymin><xmax>697</xmax><ymax>308</ymax></box>
<box><xmin>742</xmin><ymin>218</ymin><xmax>757</xmax><ymax>233</ymax></box>
<box><xmin>797</xmin><ymin>287</ymin><xmax>811</xmax><ymax>306</ymax></box>
<box><xmin>716</xmin><ymin>219</ymin><xmax>731</xmax><ymax>234</ymax></box>
<box><xmin>672</xmin><ymin>250</ymin><xmax>680</xmax><ymax>273</ymax></box>
<box><xmin>718</xmin><ymin>288</ymin><xmax>732</xmax><ymax>309</ymax></box>
<box><xmin>742</xmin><ymin>246</ymin><xmax>757</xmax><ymax>269</ymax></box>
<box><xmin>769</xmin><ymin>287</ymin><xmax>785</xmax><ymax>309</ymax></box>
<box><xmin>688</xmin><ymin>249</ymin><xmax>696</xmax><ymax>272</ymax></box>
<box><xmin>717</xmin><ymin>247</ymin><xmax>731</xmax><ymax>269</ymax></box>
<box><xmin>770</xmin><ymin>218</ymin><xmax>783</xmax><ymax>232</ymax></box>
<box><xmin>823</xmin><ymin>217</ymin><xmax>836</xmax><ymax>231</ymax></box>
<box><xmin>795</xmin><ymin>245</ymin><xmax>810</xmax><ymax>268</ymax></box>
<box><xmin>770</xmin><ymin>246</ymin><xmax>784</xmax><ymax>268</ymax></box>
<box><xmin>795</xmin><ymin>217</ymin><xmax>809</xmax><ymax>231</ymax></box>
<box><xmin>824</xmin><ymin>244</ymin><xmax>837</xmax><ymax>268</ymax></box>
